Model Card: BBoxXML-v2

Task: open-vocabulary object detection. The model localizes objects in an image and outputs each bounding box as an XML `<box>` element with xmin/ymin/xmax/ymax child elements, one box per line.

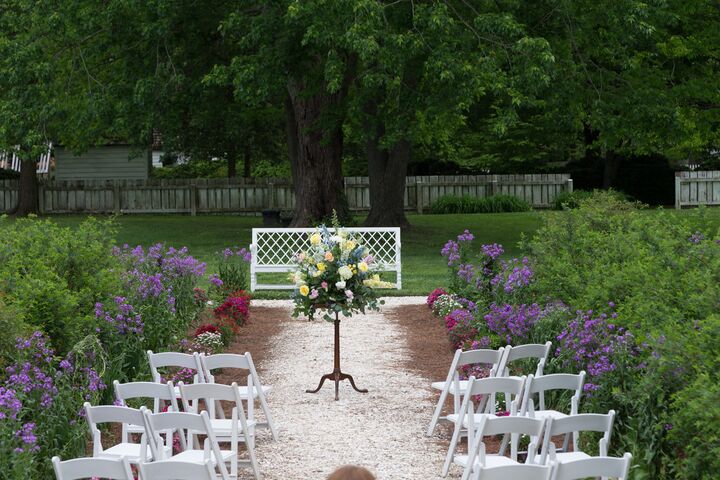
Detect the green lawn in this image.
<box><xmin>43</xmin><ymin>212</ymin><xmax>546</xmax><ymax>297</ymax></box>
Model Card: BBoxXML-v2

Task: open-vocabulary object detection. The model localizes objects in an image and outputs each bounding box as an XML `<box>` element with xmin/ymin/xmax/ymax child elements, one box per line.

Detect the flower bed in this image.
<box><xmin>426</xmin><ymin>194</ymin><xmax>720</xmax><ymax>478</ymax></box>
<box><xmin>0</xmin><ymin>217</ymin><xmax>254</xmax><ymax>478</ymax></box>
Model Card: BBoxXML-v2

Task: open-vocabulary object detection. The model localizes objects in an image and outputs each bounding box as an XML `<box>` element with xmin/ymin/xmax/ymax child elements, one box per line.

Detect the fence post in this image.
<box><xmin>113</xmin><ymin>183</ymin><xmax>121</xmax><ymax>215</ymax></box>
<box><xmin>675</xmin><ymin>174</ymin><xmax>682</xmax><ymax>210</ymax></box>
<box><xmin>190</xmin><ymin>182</ymin><xmax>197</xmax><ymax>216</ymax></box>
<box><xmin>416</xmin><ymin>180</ymin><xmax>423</xmax><ymax>214</ymax></box>
<box><xmin>565</xmin><ymin>178</ymin><xmax>574</xmax><ymax>193</ymax></box>
<box><xmin>490</xmin><ymin>179</ymin><xmax>498</xmax><ymax>197</ymax></box>
<box><xmin>38</xmin><ymin>183</ymin><xmax>44</xmax><ymax>215</ymax></box>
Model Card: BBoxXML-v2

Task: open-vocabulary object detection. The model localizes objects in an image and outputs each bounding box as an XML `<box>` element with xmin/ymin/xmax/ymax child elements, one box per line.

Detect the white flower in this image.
<box><xmin>335</xmin><ymin>281</ymin><xmax>346</xmax><ymax>289</ymax></box>
<box><xmin>345</xmin><ymin>290</ymin><xmax>354</xmax><ymax>300</ymax></box>
<box><xmin>338</xmin><ymin>265</ymin><xmax>353</xmax><ymax>280</ymax></box>
<box><xmin>330</xmin><ymin>235</ymin><xmax>343</xmax><ymax>243</ymax></box>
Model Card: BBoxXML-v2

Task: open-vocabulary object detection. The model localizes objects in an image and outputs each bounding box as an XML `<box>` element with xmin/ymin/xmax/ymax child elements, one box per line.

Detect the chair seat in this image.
<box><xmin>180</xmin><ymin>384</ymin><xmax>272</xmax><ymax>399</ymax></box>
<box><xmin>99</xmin><ymin>443</ymin><xmax>155</xmax><ymax>462</ymax></box>
<box><xmin>447</xmin><ymin>413</ymin><xmax>497</xmax><ymax>428</ymax></box>
<box><xmin>171</xmin><ymin>448</ymin><xmax>235</xmax><ymax>464</ymax></box>
<box><xmin>207</xmin><ymin>419</ymin><xmax>257</xmax><ymax>437</ymax></box>
<box><xmin>454</xmin><ymin>454</ymin><xmax>519</xmax><ymax>468</ymax></box>
<box><xmin>529</xmin><ymin>409</ymin><xmax>568</xmax><ymax>420</ymax></box>
<box><xmin>431</xmin><ymin>380</ymin><xmax>469</xmax><ymax>395</ymax></box>
<box><xmin>554</xmin><ymin>451</ymin><xmax>591</xmax><ymax>463</ymax></box>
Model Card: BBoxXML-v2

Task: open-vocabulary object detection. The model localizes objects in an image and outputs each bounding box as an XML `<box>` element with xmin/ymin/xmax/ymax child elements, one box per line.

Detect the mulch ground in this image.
<box><xmin>389</xmin><ymin>302</ymin><xmax>507</xmax><ymax>456</ymax></box>
<box><xmin>216</xmin><ymin>306</ymin><xmax>289</xmax><ymax>381</ymax></box>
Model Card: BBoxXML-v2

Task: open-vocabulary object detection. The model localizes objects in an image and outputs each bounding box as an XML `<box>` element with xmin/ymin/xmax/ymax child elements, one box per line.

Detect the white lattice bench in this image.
<box><xmin>250</xmin><ymin>227</ymin><xmax>401</xmax><ymax>291</ymax></box>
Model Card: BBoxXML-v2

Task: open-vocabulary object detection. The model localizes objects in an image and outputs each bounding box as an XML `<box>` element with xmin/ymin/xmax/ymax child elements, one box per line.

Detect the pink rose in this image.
<box><xmin>321</xmin><ymin>282</ymin><xmax>328</xmax><ymax>290</ymax></box>
<box><xmin>309</xmin><ymin>289</ymin><xmax>319</xmax><ymax>300</ymax></box>
<box><xmin>345</xmin><ymin>290</ymin><xmax>354</xmax><ymax>300</ymax></box>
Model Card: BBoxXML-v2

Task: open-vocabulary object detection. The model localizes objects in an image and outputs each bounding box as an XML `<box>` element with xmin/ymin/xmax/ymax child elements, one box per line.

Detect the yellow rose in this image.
<box><xmin>343</xmin><ymin>240</ymin><xmax>356</xmax><ymax>251</ymax></box>
<box><xmin>324</xmin><ymin>251</ymin><xmax>334</xmax><ymax>262</ymax></box>
<box><xmin>317</xmin><ymin>262</ymin><xmax>326</xmax><ymax>272</ymax></box>
<box><xmin>358</xmin><ymin>261</ymin><xmax>368</xmax><ymax>273</ymax></box>
<box><xmin>299</xmin><ymin>285</ymin><xmax>310</xmax><ymax>296</ymax></box>
<box><xmin>312</xmin><ymin>270</ymin><xmax>322</xmax><ymax>278</ymax></box>
<box><xmin>310</xmin><ymin>233</ymin><xmax>321</xmax><ymax>245</ymax></box>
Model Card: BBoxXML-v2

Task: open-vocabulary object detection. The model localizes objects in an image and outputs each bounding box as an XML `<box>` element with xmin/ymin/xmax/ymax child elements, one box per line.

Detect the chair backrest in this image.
<box><xmin>470</xmin><ymin>415</ymin><xmax>547</xmax><ymax>463</ymax></box>
<box><xmin>521</xmin><ymin>372</ymin><xmax>585</xmax><ymax>414</ymax></box>
<box><xmin>114</xmin><ymin>380</ymin><xmax>178</xmax><ymax>413</ymax></box>
<box><xmin>479</xmin><ymin>415</ymin><xmax>546</xmax><ymax>438</ymax></box>
<box><xmin>540</xmin><ymin>410</ymin><xmax>616</xmax><ymax>463</ymax></box>
<box><xmin>139</xmin><ymin>459</ymin><xmax>215</xmax><ymax>480</ymax></box>
<box><xmin>467</xmin><ymin>375</ymin><xmax>527</xmax><ymax>398</ymax></box>
<box><xmin>52</xmin><ymin>456</ymin><xmax>134</xmax><ymax>480</ymax></box>
<box><xmin>147</xmin><ymin>350</ymin><xmax>204</xmax><ymax>383</ymax></box>
<box><xmin>552</xmin><ymin>453</ymin><xmax>632</xmax><ymax>480</ymax></box>
<box><xmin>457</xmin><ymin>348</ymin><xmax>505</xmax><ymax>371</ymax></box>
<box><xmin>200</xmin><ymin>352</ymin><xmax>254</xmax><ymax>384</ymax></box>
<box><xmin>179</xmin><ymin>381</ymin><xmax>251</xmax><ymax>432</ymax></box>
<box><xmin>501</xmin><ymin>342</ymin><xmax>552</xmax><ymax>377</ymax></box>
<box><xmin>475</xmin><ymin>464</ymin><xmax>553</xmax><ymax>480</ymax></box>
<box><xmin>84</xmin><ymin>403</ymin><xmax>145</xmax><ymax>430</ymax></box>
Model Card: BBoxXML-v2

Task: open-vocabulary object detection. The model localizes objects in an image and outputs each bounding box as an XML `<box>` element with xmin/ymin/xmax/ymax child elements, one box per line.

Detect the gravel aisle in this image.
<box><xmin>243</xmin><ymin>297</ymin><xmax>456</xmax><ymax>480</ymax></box>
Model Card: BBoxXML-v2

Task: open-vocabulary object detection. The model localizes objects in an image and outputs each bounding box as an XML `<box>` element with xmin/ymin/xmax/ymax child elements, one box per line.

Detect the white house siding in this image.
<box><xmin>55</xmin><ymin>146</ymin><xmax>149</xmax><ymax>181</ymax></box>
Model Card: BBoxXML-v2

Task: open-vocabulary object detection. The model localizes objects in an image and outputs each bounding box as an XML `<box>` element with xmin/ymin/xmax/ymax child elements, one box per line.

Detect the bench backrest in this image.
<box><xmin>250</xmin><ymin>227</ymin><xmax>401</xmax><ymax>290</ymax></box>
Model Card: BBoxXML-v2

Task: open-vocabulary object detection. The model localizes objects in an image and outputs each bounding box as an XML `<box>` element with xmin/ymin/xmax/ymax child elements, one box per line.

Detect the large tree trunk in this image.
<box><xmin>227</xmin><ymin>149</ymin><xmax>237</xmax><ymax>179</ymax></box>
<box><xmin>16</xmin><ymin>157</ymin><xmax>39</xmax><ymax>216</ymax></box>
<box><xmin>286</xmin><ymin>71</ymin><xmax>353</xmax><ymax>227</ymax></box>
<box><xmin>364</xmin><ymin>116</ymin><xmax>410</xmax><ymax>227</ymax></box>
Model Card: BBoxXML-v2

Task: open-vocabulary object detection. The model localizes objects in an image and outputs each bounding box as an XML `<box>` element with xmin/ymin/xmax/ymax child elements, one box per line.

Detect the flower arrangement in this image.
<box><xmin>290</xmin><ymin>217</ymin><xmax>386</xmax><ymax>321</ymax></box>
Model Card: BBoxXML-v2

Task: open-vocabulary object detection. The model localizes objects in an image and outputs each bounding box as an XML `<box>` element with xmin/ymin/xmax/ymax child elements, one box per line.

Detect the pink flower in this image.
<box><xmin>309</xmin><ymin>289</ymin><xmax>319</xmax><ymax>300</ymax></box>
<box><xmin>321</xmin><ymin>281</ymin><xmax>328</xmax><ymax>290</ymax></box>
<box><xmin>345</xmin><ymin>290</ymin><xmax>354</xmax><ymax>300</ymax></box>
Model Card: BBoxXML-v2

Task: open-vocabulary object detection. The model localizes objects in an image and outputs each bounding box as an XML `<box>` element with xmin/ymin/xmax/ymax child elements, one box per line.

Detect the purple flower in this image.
<box><xmin>457</xmin><ymin>229</ymin><xmax>474</xmax><ymax>242</ymax></box>
<box><xmin>0</xmin><ymin>387</ymin><xmax>22</xmax><ymax>420</ymax></box>
<box><xmin>482</xmin><ymin>243</ymin><xmax>504</xmax><ymax>260</ymax></box>
<box><xmin>209</xmin><ymin>274</ymin><xmax>223</xmax><ymax>287</ymax></box>
<box><xmin>237</xmin><ymin>248</ymin><xmax>252</xmax><ymax>263</ymax></box>
<box><xmin>457</xmin><ymin>263</ymin><xmax>475</xmax><ymax>283</ymax></box>
<box><xmin>688</xmin><ymin>232</ymin><xmax>705</xmax><ymax>244</ymax></box>
<box><xmin>441</xmin><ymin>240</ymin><xmax>461</xmax><ymax>266</ymax></box>
<box><xmin>484</xmin><ymin>303</ymin><xmax>543</xmax><ymax>343</ymax></box>
<box><xmin>223</xmin><ymin>248</ymin><xmax>234</xmax><ymax>259</ymax></box>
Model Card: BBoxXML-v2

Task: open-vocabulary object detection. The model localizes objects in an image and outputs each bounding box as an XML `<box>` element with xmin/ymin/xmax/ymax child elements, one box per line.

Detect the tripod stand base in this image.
<box><xmin>306</xmin><ymin>369</ymin><xmax>368</xmax><ymax>401</ymax></box>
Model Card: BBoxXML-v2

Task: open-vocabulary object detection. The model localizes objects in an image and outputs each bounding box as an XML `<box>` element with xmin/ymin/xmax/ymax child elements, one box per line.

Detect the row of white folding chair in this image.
<box><xmin>427</xmin><ymin>342</ymin><xmax>552</xmax><ymax>437</ymax></box>
<box><xmin>442</xmin><ymin>374</ymin><xmax>597</xmax><ymax>475</ymax></box>
<box><xmin>85</xmin><ymin>382</ymin><xmax>260</xmax><ymax>479</ymax></box>
<box><xmin>146</xmin><ymin>350</ymin><xmax>277</xmax><ymax>440</ymax></box>
<box><xmin>457</xmin><ymin>414</ymin><xmax>619</xmax><ymax>479</ymax></box>
<box><xmin>460</xmin><ymin>453</ymin><xmax>632</xmax><ymax>480</ymax></box>
<box><xmin>53</xmin><ymin>456</ymin><xmax>216</xmax><ymax>480</ymax></box>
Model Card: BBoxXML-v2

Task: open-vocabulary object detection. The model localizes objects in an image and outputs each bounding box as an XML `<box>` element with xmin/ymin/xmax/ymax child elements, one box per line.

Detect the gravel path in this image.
<box><xmin>242</xmin><ymin>297</ymin><xmax>457</xmax><ymax>480</ymax></box>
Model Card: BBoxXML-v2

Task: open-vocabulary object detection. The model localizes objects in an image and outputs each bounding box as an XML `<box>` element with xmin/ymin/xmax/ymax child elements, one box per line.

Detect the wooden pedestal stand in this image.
<box><xmin>305</xmin><ymin>310</ymin><xmax>368</xmax><ymax>401</ymax></box>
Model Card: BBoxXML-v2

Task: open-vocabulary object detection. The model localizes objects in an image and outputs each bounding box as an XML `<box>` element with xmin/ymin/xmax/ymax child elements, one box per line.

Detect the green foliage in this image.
<box><xmin>0</xmin><ymin>298</ymin><xmax>30</xmax><ymax>368</ymax></box>
<box><xmin>0</xmin><ymin>216</ymin><xmax>120</xmax><ymax>353</ymax></box>
<box><xmin>526</xmin><ymin>193</ymin><xmax>720</xmax><ymax>477</ymax></box>
<box><xmin>151</xmin><ymin>160</ymin><xmax>227</xmax><ymax>179</ymax></box>
<box><xmin>552</xmin><ymin>189</ymin><xmax>631</xmax><ymax>210</ymax></box>
<box><xmin>430</xmin><ymin>194</ymin><xmax>531</xmax><ymax>215</ymax></box>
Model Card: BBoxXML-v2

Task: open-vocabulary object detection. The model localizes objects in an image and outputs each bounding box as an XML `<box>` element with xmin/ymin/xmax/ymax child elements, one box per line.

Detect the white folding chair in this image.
<box><xmin>538</xmin><ymin>411</ymin><xmax>616</xmax><ymax>465</ymax></box>
<box><xmin>521</xmin><ymin>372</ymin><xmax>585</xmax><ymax>421</ymax></box>
<box><xmin>52</xmin><ymin>456</ymin><xmax>134</xmax><ymax>480</ymax></box>
<box><xmin>469</xmin><ymin>463</ymin><xmax>553</xmax><ymax>480</ymax></box>
<box><xmin>499</xmin><ymin>342</ymin><xmax>552</xmax><ymax>378</ymax></box>
<box><xmin>84</xmin><ymin>403</ymin><xmax>164</xmax><ymax>464</ymax></box>
<box><xmin>427</xmin><ymin>347</ymin><xmax>506</xmax><ymax>437</ymax></box>
<box><xmin>455</xmin><ymin>415</ymin><xmax>548</xmax><ymax>480</ymax></box>
<box><xmin>143</xmin><ymin>409</ymin><xmax>234</xmax><ymax>480</ymax></box>
<box><xmin>201</xmin><ymin>352</ymin><xmax>277</xmax><ymax>440</ymax></box>
<box><xmin>113</xmin><ymin>380</ymin><xmax>186</xmax><ymax>450</ymax></box>
<box><xmin>147</xmin><ymin>350</ymin><xmax>205</xmax><ymax>409</ymax></box>
<box><xmin>442</xmin><ymin>375</ymin><xmax>529</xmax><ymax>477</ymax></box>
<box><xmin>179</xmin><ymin>381</ymin><xmax>261</xmax><ymax>480</ymax></box>
<box><xmin>551</xmin><ymin>452</ymin><xmax>632</xmax><ymax>480</ymax></box>
<box><xmin>139</xmin><ymin>459</ymin><xmax>216</xmax><ymax>480</ymax></box>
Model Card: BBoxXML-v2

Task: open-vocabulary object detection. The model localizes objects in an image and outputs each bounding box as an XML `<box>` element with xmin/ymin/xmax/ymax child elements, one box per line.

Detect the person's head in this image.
<box><xmin>327</xmin><ymin>465</ymin><xmax>376</xmax><ymax>480</ymax></box>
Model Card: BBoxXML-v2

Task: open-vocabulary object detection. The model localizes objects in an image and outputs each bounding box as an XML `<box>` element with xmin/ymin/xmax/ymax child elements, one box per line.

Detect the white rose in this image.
<box><xmin>330</xmin><ymin>235</ymin><xmax>343</xmax><ymax>243</ymax></box>
<box><xmin>338</xmin><ymin>265</ymin><xmax>353</xmax><ymax>280</ymax></box>
<box><xmin>335</xmin><ymin>281</ymin><xmax>346</xmax><ymax>289</ymax></box>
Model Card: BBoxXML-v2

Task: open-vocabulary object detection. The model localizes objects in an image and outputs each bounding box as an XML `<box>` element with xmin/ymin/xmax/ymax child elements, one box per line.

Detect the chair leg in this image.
<box><xmin>428</xmin><ymin>386</ymin><xmax>451</xmax><ymax>437</ymax></box>
<box><xmin>257</xmin><ymin>391</ymin><xmax>278</xmax><ymax>441</ymax></box>
<box><xmin>247</xmin><ymin>432</ymin><xmax>261</xmax><ymax>480</ymax></box>
<box><xmin>442</xmin><ymin>419</ymin><xmax>463</xmax><ymax>477</ymax></box>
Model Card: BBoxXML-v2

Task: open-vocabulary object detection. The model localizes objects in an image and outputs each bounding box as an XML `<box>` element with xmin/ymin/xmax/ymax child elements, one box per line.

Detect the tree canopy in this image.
<box><xmin>1</xmin><ymin>0</ymin><xmax>718</xmax><ymax>218</ymax></box>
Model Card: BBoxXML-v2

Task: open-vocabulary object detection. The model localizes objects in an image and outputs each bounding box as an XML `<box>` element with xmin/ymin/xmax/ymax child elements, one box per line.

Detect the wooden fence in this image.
<box><xmin>0</xmin><ymin>174</ymin><xmax>572</xmax><ymax>214</ymax></box>
<box><xmin>675</xmin><ymin>171</ymin><xmax>720</xmax><ymax>209</ymax></box>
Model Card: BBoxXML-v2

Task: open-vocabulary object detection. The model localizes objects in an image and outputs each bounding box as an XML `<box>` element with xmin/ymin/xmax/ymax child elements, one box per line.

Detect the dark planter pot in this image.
<box><xmin>262</xmin><ymin>209</ymin><xmax>281</xmax><ymax>227</ymax></box>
